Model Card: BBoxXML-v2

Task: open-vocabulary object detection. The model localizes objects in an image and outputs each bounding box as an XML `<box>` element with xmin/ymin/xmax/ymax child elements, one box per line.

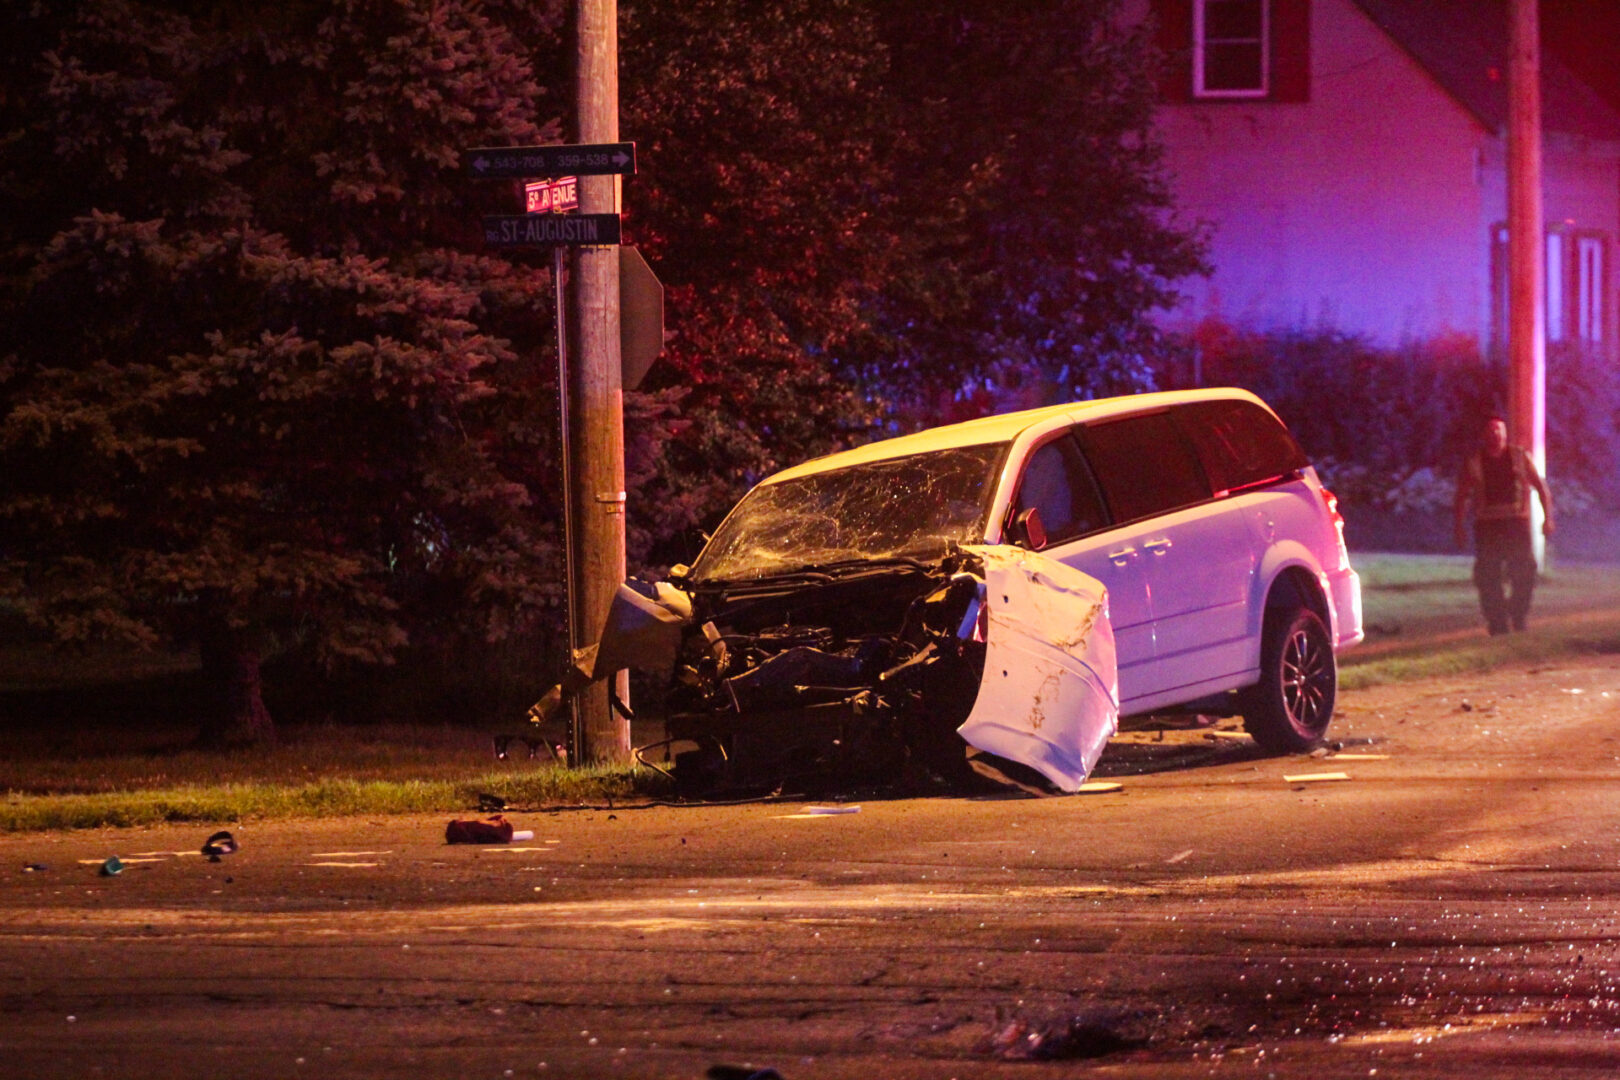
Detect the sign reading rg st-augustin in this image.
<box><xmin>483</xmin><ymin>213</ymin><xmax>622</xmax><ymax>247</ymax></box>
<box><xmin>467</xmin><ymin>142</ymin><xmax>636</xmax><ymax>179</ymax></box>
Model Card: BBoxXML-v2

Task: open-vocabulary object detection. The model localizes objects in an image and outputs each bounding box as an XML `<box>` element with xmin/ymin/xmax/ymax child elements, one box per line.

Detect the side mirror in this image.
<box><xmin>1009</xmin><ymin>507</ymin><xmax>1048</xmax><ymax>551</ymax></box>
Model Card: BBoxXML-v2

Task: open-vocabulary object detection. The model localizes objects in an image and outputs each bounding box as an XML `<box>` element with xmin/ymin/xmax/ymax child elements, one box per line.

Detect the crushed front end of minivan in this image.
<box><xmin>531</xmin><ymin>441</ymin><xmax>1119</xmax><ymax>798</ymax></box>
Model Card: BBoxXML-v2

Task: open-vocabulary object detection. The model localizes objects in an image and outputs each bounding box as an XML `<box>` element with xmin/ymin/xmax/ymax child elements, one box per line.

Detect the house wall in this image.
<box><xmin>1150</xmin><ymin>0</ymin><xmax>1492</xmax><ymax>344</ymax></box>
<box><xmin>1140</xmin><ymin>0</ymin><xmax>1620</xmax><ymax>352</ymax></box>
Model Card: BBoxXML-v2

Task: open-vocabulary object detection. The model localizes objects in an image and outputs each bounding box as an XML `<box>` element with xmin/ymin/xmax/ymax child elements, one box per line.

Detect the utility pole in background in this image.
<box><xmin>572</xmin><ymin>0</ymin><xmax>630</xmax><ymax>762</ymax></box>
<box><xmin>1508</xmin><ymin>0</ymin><xmax>1548</xmax><ymax>567</ymax></box>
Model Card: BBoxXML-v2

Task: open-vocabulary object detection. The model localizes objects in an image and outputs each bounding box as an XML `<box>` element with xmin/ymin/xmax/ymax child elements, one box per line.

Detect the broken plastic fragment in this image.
<box><xmin>201</xmin><ymin>830</ymin><xmax>238</xmax><ymax>860</ymax></box>
<box><xmin>527</xmin><ymin>580</ymin><xmax>697</xmax><ymax>723</ymax></box>
<box><xmin>1282</xmin><ymin>771</ymin><xmax>1351</xmax><ymax>783</ymax></box>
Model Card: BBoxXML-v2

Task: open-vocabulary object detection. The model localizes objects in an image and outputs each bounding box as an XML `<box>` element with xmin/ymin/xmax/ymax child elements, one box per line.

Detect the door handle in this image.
<box><xmin>1143</xmin><ymin>537</ymin><xmax>1173</xmax><ymax>554</ymax></box>
<box><xmin>1107</xmin><ymin>545</ymin><xmax>1137</xmax><ymax>564</ymax></box>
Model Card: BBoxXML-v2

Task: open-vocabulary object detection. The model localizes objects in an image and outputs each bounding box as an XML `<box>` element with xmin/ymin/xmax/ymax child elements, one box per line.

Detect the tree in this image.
<box><xmin>1</xmin><ymin>0</ymin><xmax>1208</xmax><ymax>743</ymax></box>
<box><xmin>611</xmin><ymin>0</ymin><xmax>904</xmax><ymax>565</ymax></box>
<box><xmin>0</xmin><ymin>0</ymin><xmax>571</xmax><ymax>743</ymax></box>
<box><xmin>864</xmin><ymin>0</ymin><xmax>1208</xmax><ymax>415</ymax></box>
<box><xmin>604</xmin><ymin>0</ymin><xmax>1207</xmax><ymax>562</ymax></box>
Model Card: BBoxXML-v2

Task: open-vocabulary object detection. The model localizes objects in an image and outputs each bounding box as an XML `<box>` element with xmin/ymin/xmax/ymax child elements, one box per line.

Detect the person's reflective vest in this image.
<box><xmin>1463</xmin><ymin>447</ymin><xmax>1536</xmax><ymax>521</ymax></box>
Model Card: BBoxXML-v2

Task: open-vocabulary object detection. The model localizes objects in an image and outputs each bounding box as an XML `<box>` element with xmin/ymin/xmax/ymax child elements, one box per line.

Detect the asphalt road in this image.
<box><xmin>3</xmin><ymin>650</ymin><xmax>1620</xmax><ymax>1079</ymax></box>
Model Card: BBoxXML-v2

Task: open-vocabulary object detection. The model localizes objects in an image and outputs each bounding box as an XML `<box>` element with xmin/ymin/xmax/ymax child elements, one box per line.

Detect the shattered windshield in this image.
<box><xmin>691</xmin><ymin>441</ymin><xmax>1009</xmax><ymax>583</ymax></box>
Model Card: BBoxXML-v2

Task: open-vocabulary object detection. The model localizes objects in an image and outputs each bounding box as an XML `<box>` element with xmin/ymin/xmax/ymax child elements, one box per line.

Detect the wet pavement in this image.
<box><xmin>2</xmin><ymin>651</ymin><xmax>1618</xmax><ymax>1078</ymax></box>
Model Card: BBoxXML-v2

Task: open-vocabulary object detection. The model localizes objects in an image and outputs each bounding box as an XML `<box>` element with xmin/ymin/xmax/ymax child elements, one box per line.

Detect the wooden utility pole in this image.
<box><xmin>572</xmin><ymin>0</ymin><xmax>630</xmax><ymax>762</ymax></box>
<box><xmin>1508</xmin><ymin>0</ymin><xmax>1548</xmax><ymax>566</ymax></box>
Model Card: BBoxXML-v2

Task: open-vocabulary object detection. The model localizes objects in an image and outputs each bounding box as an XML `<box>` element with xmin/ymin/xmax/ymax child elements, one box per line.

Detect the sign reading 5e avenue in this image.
<box><xmin>467</xmin><ymin>143</ymin><xmax>636</xmax><ymax>179</ymax></box>
<box><xmin>483</xmin><ymin>213</ymin><xmax>623</xmax><ymax>247</ymax></box>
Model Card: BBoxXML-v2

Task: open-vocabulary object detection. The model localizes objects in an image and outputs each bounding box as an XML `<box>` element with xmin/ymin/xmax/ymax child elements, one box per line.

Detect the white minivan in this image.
<box><xmin>552</xmin><ymin>388</ymin><xmax>1363</xmax><ymax>795</ymax></box>
<box><xmin>994</xmin><ymin>388</ymin><xmax>1363</xmax><ymax>739</ymax></box>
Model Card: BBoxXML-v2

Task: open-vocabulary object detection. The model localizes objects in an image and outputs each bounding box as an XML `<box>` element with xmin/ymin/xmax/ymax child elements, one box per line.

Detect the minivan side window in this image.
<box><xmin>1012</xmin><ymin>434</ymin><xmax>1109</xmax><ymax>545</ymax></box>
<box><xmin>1076</xmin><ymin>411</ymin><xmax>1210</xmax><ymax>524</ymax></box>
<box><xmin>1176</xmin><ymin>399</ymin><xmax>1309</xmax><ymax>495</ymax></box>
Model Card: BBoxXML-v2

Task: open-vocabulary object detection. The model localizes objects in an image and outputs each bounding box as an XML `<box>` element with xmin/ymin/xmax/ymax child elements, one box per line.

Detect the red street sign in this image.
<box><xmin>525</xmin><ymin>176</ymin><xmax>579</xmax><ymax>214</ymax></box>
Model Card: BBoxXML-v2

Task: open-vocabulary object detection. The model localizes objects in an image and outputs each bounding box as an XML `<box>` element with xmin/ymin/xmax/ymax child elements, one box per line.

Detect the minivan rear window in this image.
<box><xmin>1175</xmin><ymin>399</ymin><xmax>1308</xmax><ymax>495</ymax></box>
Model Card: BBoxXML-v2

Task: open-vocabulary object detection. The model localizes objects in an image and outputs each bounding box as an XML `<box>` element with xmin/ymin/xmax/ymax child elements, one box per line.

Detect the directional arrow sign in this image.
<box><xmin>483</xmin><ymin>214</ymin><xmax>622</xmax><ymax>247</ymax></box>
<box><xmin>467</xmin><ymin>143</ymin><xmax>636</xmax><ymax>179</ymax></box>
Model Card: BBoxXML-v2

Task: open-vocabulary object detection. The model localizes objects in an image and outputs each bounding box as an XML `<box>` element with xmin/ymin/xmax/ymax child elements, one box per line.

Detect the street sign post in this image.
<box><xmin>467</xmin><ymin>143</ymin><xmax>635</xmax><ymax>179</ymax></box>
<box><xmin>482</xmin><ymin>214</ymin><xmax>622</xmax><ymax>247</ymax></box>
<box><xmin>464</xmin><ymin>133</ymin><xmax>635</xmax><ymax>764</ymax></box>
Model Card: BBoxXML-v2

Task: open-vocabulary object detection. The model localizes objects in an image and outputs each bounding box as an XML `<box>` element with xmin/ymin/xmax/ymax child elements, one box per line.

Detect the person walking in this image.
<box><xmin>1453</xmin><ymin>416</ymin><xmax>1553</xmax><ymax>634</ymax></box>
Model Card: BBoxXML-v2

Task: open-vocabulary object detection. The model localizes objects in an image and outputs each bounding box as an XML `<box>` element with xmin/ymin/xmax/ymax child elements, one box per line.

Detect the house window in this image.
<box><xmin>1195</xmin><ymin>0</ymin><xmax>1270</xmax><ymax>97</ymax></box>
<box><xmin>1546</xmin><ymin>231</ymin><xmax>1566</xmax><ymax>342</ymax></box>
<box><xmin>1491</xmin><ymin>224</ymin><xmax>1609</xmax><ymax>352</ymax></box>
<box><xmin>1577</xmin><ymin>235</ymin><xmax>1605</xmax><ymax>344</ymax></box>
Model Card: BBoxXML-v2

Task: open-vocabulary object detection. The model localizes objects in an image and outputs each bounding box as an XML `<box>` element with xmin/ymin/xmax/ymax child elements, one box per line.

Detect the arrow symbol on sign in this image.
<box><xmin>472</xmin><ymin>156</ymin><xmax>490</xmax><ymax>173</ymax></box>
<box><xmin>613</xmin><ymin>151</ymin><xmax>630</xmax><ymax>167</ymax></box>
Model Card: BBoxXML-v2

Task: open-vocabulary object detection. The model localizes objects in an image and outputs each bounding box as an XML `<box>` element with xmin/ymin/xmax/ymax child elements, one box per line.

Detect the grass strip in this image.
<box><xmin>1340</xmin><ymin>607</ymin><xmax>1620</xmax><ymax>690</ymax></box>
<box><xmin>0</xmin><ymin>767</ymin><xmax>670</xmax><ymax>833</ymax></box>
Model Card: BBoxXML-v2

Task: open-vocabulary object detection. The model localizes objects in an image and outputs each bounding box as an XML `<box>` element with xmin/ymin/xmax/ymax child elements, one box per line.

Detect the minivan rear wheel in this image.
<box><xmin>1243</xmin><ymin>607</ymin><xmax>1335</xmax><ymax>753</ymax></box>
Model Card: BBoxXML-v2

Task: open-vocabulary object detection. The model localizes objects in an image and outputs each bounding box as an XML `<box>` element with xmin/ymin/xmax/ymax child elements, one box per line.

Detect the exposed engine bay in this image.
<box><xmin>660</xmin><ymin>552</ymin><xmax>992</xmax><ymax>795</ymax></box>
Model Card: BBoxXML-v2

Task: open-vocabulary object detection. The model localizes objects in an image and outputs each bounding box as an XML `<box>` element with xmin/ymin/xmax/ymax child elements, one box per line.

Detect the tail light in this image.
<box><xmin>1321</xmin><ymin>487</ymin><xmax>1349</xmax><ymax>571</ymax></box>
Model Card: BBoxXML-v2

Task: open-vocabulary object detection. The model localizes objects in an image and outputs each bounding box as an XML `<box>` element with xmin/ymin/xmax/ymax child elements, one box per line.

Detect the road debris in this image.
<box><xmin>99</xmin><ymin>856</ymin><xmax>123</xmax><ymax>877</ymax></box>
<box><xmin>984</xmin><ymin>1011</ymin><xmax>1145</xmax><ymax>1060</ymax></box>
<box><xmin>1283</xmin><ymin>771</ymin><xmax>1351</xmax><ymax>783</ymax></box>
<box><xmin>1076</xmin><ymin>780</ymin><xmax>1123</xmax><ymax>793</ymax></box>
<box><xmin>476</xmin><ymin>847</ymin><xmax>548</xmax><ymax>854</ymax></box>
<box><xmin>706</xmin><ymin>1065</ymin><xmax>784</xmax><ymax>1080</ymax></box>
<box><xmin>806</xmin><ymin>805</ymin><xmax>860</xmax><ymax>815</ymax></box>
<box><xmin>201</xmin><ymin>830</ymin><xmax>238</xmax><ymax>860</ymax></box>
<box><xmin>445</xmin><ymin>816</ymin><xmax>516</xmax><ymax>844</ymax></box>
<box><xmin>22</xmin><ymin>863</ymin><xmax>47</xmax><ymax>873</ymax></box>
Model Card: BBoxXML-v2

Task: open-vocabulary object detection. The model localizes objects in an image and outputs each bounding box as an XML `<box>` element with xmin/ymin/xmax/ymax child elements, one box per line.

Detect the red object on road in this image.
<box><xmin>444</xmin><ymin>816</ymin><xmax>515</xmax><ymax>844</ymax></box>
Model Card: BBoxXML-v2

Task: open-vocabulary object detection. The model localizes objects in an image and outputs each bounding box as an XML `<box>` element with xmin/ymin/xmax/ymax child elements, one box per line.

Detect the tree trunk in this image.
<box><xmin>196</xmin><ymin>625</ymin><xmax>277</xmax><ymax>747</ymax></box>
